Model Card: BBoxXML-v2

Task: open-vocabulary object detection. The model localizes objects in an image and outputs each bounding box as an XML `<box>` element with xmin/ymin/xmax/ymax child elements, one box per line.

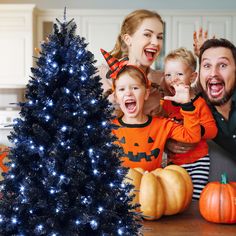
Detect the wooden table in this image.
<box><xmin>141</xmin><ymin>201</ymin><xmax>236</xmax><ymax>236</ymax></box>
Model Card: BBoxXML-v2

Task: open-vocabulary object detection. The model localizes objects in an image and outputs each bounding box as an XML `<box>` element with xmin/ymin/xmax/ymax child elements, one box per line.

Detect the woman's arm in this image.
<box><xmin>193</xmin><ymin>28</ymin><xmax>208</xmax><ymax>57</ymax></box>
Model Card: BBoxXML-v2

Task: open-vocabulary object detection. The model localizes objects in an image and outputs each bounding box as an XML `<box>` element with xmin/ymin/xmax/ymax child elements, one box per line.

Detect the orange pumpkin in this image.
<box><xmin>0</xmin><ymin>145</ymin><xmax>9</xmax><ymax>181</ymax></box>
<box><xmin>125</xmin><ymin>167</ymin><xmax>143</xmax><ymax>210</ymax></box>
<box><xmin>126</xmin><ymin>165</ymin><xmax>193</xmax><ymax>220</ymax></box>
<box><xmin>199</xmin><ymin>173</ymin><xmax>236</xmax><ymax>224</ymax></box>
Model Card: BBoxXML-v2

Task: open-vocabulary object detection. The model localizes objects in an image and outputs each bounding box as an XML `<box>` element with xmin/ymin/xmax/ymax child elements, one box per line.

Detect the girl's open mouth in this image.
<box><xmin>125</xmin><ymin>99</ymin><xmax>137</xmax><ymax>113</ymax></box>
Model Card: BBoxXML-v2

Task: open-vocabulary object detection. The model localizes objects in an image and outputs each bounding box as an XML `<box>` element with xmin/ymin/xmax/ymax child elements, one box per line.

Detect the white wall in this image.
<box><xmin>0</xmin><ymin>0</ymin><xmax>236</xmax><ymax>10</ymax></box>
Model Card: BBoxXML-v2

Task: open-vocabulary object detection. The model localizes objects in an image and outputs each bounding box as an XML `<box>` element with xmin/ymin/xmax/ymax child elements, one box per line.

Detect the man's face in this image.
<box><xmin>199</xmin><ymin>47</ymin><xmax>236</xmax><ymax>106</ymax></box>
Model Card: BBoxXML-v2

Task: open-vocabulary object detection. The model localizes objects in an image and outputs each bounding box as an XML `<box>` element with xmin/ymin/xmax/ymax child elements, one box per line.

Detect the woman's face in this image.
<box><xmin>124</xmin><ymin>17</ymin><xmax>164</xmax><ymax>71</ymax></box>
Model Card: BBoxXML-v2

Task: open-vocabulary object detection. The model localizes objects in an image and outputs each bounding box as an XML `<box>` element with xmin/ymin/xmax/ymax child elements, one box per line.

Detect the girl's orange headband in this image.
<box><xmin>100</xmin><ymin>48</ymin><xmax>151</xmax><ymax>90</ymax></box>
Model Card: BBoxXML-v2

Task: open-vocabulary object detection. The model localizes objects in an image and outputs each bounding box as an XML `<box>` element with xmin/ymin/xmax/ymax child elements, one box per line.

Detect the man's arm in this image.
<box><xmin>165</xmin><ymin>139</ymin><xmax>197</xmax><ymax>154</ymax></box>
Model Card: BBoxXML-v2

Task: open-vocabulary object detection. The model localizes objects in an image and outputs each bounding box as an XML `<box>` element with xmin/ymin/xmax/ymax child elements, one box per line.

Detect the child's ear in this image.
<box><xmin>144</xmin><ymin>88</ymin><xmax>150</xmax><ymax>101</ymax></box>
<box><xmin>123</xmin><ymin>34</ymin><xmax>132</xmax><ymax>47</ymax></box>
<box><xmin>190</xmin><ymin>72</ymin><xmax>198</xmax><ymax>84</ymax></box>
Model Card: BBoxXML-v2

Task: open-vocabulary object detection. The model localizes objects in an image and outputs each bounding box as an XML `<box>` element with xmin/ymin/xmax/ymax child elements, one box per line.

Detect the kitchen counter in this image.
<box><xmin>141</xmin><ymin>201</ymin><xmax>236</xmax><ymax>236</ymax></box>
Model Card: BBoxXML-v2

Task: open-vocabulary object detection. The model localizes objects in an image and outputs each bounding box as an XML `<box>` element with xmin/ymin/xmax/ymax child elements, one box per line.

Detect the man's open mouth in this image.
<box><xmin>207</xmin><ymin>80</ymin><xmax>225</xmax><ymax>98</ymax></box>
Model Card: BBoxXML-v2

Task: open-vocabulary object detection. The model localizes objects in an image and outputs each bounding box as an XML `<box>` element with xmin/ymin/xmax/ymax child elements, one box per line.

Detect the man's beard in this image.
<box><xmin>201</xmin><ymin>86</ymin><xmax>234</xmax><ymax>106</ymax></box>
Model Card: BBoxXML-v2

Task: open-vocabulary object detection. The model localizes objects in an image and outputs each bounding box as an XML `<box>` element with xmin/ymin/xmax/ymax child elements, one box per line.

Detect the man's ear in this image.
<box><xmin>123</xmin><ymin>33</ymin><xmax>132</xmax><ymax>47</ymax></box>
<box><xmin>144</xmin><ymin>88</ymin><xmax>150</xmax><ymax>101</ymax></box>
<box><xmin>190</xmin><ymin>71</ymin><xmax>198</xmax><ymax>84</ymax></box>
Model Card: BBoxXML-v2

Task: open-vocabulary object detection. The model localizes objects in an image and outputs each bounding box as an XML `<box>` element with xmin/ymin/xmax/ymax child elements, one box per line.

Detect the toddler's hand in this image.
<box><xmin>164</xmin><ymin>83</ymin><xmax>190</xmax><ymax>104</ymax></box>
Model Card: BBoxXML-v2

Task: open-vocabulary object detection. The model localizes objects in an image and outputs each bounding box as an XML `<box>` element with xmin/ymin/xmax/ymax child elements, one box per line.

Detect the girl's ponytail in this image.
<box><xmin>103</xmin><ymin>88</ymin><xmax>113</xmax><ymax>99</ymax></box>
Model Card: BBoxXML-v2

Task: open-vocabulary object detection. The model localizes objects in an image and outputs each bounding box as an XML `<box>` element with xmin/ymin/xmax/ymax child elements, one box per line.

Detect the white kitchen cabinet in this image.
<box><xmin>36</xmin><ymin>9</ymin><xmax>236</xmax><ymax>68</ymax></box>
<box><xmin>0</xmin><ymin>7</ymin><xmax>235</xmax><ymax>88</ymax></box>
<box><xmin>81</xmin><ymin>15</ymin><xmax>123</xmax><ymax>65</ymax></box>
<box><xmin>170</xmin><ymin>16</ymin><xmax>202</xmax><ymax>50</ymax></box>
<box><xmin>36</xmin><ymin>9</ymin><xmax>129</xmax><ymax>67</ymax></box>
<box><xmin>0</xmin><ymin>4</ymin><xmax>35</xmax><ymax>88</ymax></box>
<box><xmin>202</xmin><ymin>16</ymin><xmax>232</xmax><ymax>39</ymax></box>
<box><xmin>0</xmin><ymin>7</ymin><xmax>236</xmax><ymax>144</ymax></box>
<box><xmin>167</xmin><ymin>11</ymin><xmax>235</xmax><ymax>54</ymax></box>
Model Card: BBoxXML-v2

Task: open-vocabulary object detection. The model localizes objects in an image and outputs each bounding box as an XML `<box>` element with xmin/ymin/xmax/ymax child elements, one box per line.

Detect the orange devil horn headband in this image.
<box><xmin>100</xmin><ymin>48</ymin><xmax>128</xmax><ymax>79</ymax></box>
<box><xmin>100</xmin><ymin>48</ymin><xmax>151</xmax><ymax>88</ymax></box>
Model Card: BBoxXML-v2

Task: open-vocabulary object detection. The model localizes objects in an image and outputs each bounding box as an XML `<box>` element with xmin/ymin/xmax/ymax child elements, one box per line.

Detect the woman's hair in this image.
<box><xmin>110</xmin><ymin>9</ymin><xmax>164</xmax><ymax>59</ymax></box>
<box><xmin>164</xmin><ymin>47</ymin><xmax>197</xmax><ymax>71</ymax></box>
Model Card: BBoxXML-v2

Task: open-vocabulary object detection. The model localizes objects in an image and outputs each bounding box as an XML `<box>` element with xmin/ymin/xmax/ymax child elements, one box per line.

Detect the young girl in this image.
<box><xmin>101</xmin><ymin>49</ymin><xmax>201</xmax><ymax>171</ymax></box>
<box><xmin>99</xmin><ymin>9</ymin><xmax>164</xmax><ymax>116</ymax></box>
<box><xmin>162</xmin><ymin>47</ymin><xmax>218</xmax><ymax>199</ymax></box>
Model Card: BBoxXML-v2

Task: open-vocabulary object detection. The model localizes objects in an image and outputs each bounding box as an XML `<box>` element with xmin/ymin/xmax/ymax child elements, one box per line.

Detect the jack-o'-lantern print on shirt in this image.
<box><xmin>112</xmin><ymin>114</ymin><xmax>200</xmax><ymax>172</ymax></box>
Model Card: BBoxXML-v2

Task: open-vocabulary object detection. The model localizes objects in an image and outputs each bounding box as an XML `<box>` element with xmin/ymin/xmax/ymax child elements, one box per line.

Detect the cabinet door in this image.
<box><xmin>203</xmin><ymin>16</ymin><xmax>233</xmax><ymax>40</ymax></box>
<box><xmin>0</xmin><ymin>32</ymin><xmax>32</xmax><ymax>88</ymax></box>
<box><xmin>37</xmin><ymin>12</ymin><xmax>123</xmax><ymax>67</ymax></box>
<box><xmin>81</xmin><ymin>15</ymin><xmax>123</xmax><ymax>66</ymax></box>
<box><xmin>0</xmin><ymin>5</ymin><xmax>34</xmax><ymax>88</ymax></box>
<box><xmin>172</xmin><ymin>16</ymin><xmax>202</xmax><ymax>51</ymax></box>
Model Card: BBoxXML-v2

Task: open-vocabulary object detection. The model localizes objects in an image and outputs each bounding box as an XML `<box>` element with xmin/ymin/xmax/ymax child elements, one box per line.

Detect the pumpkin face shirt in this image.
<box><xmin>112</xmin><ymin>110</ymin><xmax>201</xmax><ymax>172</ymax></box>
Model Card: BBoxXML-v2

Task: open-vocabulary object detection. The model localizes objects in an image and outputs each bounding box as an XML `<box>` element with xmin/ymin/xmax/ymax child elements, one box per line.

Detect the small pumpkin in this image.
<box><xmin>126</xmin><ymin>165</ymin><xmax>193</xmax><ymax>220</ymax></box>
<box><xmin>199</xmin><ymin>173</ymin><xmax>236</xmax><ymax>224</ymax></box>
<box><xmin>0</xmin><ymin>145</ymin><xmax>9</xmax><ymax>181</ymax></box>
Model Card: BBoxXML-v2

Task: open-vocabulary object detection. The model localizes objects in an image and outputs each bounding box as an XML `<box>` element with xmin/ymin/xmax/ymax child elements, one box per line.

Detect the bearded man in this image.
<box><xmin>166</xmin><ymin>38</ymin><xmax>236</xmax><ymax>157</ymax></box>
<box><xmin>198</xmin><ymin>38</ymin><xmax>236</xmax><ymax>155</ymax></box>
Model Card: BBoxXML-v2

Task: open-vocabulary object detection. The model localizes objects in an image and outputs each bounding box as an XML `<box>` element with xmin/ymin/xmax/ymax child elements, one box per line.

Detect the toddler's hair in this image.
<box><xmin>103</xmin><ymin>89</ymin><xmax>113</xmax><ymax>99</ymax></box>
<box><xmin>111</xmin><ymin>9</ymin><xmax>163</xmax><ymax>59</ymax></box>
<box><xmin>165</xmin><ymin>47</ymin><xmax>197</xmax><ymax>71</ymax></box>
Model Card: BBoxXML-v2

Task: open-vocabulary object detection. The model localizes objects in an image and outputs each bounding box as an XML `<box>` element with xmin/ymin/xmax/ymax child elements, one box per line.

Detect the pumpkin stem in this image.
<box><xmin>221</xmin><ymin>173</ymin><xmax>228</xmax><ymax>184</ymax></box>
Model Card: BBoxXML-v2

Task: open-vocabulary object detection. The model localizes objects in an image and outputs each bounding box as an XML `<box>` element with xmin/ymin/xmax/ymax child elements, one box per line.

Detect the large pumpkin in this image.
<box><xmin>199</xmin><ymin>173</ymin><xmax>236</xmax><ymax>224</ymax></box>
<box><xmin>126</xmin><ymin>165</ymin><xmax>193</xmax><ymax>220</ymax></box>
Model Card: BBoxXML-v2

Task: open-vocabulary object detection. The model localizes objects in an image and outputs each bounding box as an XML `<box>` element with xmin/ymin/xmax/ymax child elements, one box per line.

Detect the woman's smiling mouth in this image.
<box><xmin>144</xmin><ymin>48</ymin><xmax>157</xmax><ymax>61</ymax></box>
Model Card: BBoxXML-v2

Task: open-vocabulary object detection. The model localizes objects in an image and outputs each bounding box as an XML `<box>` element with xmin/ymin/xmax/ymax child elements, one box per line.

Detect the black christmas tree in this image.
<box><xmin>0</xmin><ymin>11</ymin><xmax>141</xmax><ymax>236</ymax></box>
